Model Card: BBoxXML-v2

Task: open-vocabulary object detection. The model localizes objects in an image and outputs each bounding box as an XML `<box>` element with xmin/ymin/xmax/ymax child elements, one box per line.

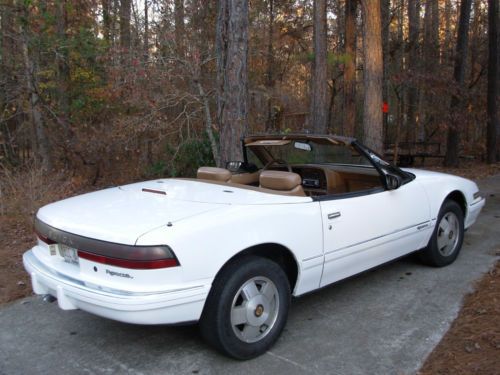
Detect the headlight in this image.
<box><xmin>473</xmin><ymin>191</ymin><xmax>482</xmax><ymax>200</ymax></box>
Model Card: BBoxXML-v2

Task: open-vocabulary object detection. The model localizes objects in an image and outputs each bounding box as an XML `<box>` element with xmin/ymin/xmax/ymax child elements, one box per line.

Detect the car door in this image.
<box><xmin>319</xmin><ymin>178</ymin><xmax>431</xmax><ymax>287</ymax></box>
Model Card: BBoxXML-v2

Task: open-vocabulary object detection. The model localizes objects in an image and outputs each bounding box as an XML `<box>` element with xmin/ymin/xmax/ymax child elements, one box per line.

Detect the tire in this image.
<box><xmin>199</xmin><ymin>255</ymin><xmax>291</xmax><ymax>360</ymax></box>
<box><xmin>420</xmin><ymin>200</ymin><xmax>464</xmax><ymax>267</ymax></box>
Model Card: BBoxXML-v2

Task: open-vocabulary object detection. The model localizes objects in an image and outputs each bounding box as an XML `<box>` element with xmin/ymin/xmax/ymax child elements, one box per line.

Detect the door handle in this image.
<box><xmin>328</xmin><ymin>212</ymin><xmax>341</xmax><ymax>220</ymax></box>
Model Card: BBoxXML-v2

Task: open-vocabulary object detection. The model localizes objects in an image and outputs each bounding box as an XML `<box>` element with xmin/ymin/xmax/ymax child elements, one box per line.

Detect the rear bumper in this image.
<box><xmin>23</xmin><ymin>250</ymin><xmax>210</xmax><ymax>325</ymax></box>
<box><xmin>465</xmin><ymin>197</ymin><xmax>485</xmax><ymax>229</ymax></box>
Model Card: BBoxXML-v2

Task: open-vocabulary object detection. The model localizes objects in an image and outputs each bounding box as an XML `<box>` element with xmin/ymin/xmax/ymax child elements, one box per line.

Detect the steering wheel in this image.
<box><xmin>262</xmin><ymin>159</ymin><xmax>292</xmax><ymax>172</ymax></box>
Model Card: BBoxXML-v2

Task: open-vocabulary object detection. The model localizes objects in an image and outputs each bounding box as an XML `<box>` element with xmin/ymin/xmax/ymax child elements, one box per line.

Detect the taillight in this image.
<box><xmin>78</xmin><ymin>250</ymin><xmax>179</xmax><ymax>269</ymax></box>
<box><xmin>34</xmin><ymin>218</ymin><xmax>179</xmax><ymax>270</ymax></box>
<box><xmin>35</xmin><ymin>230</ymin><xmax>56</xmax><ymax>245</ymax></box>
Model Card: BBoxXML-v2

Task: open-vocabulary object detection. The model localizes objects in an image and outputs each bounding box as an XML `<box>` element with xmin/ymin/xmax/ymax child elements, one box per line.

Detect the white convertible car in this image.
<box><xmin>24</xmin><ymin>134</ymin><xmax>485</xmax><ymax>359</ymax></box>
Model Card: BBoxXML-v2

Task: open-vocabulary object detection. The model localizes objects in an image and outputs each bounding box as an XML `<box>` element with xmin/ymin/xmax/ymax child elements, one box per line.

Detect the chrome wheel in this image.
<box><xmin>230</xmin><ymin>276</ymin><xmax>280</xmax><ymax>343</ymax></box>
<box><xmin>437</xmin><ymin>212</ymin><xmax>460</xmax><ymax>256</ymax></box>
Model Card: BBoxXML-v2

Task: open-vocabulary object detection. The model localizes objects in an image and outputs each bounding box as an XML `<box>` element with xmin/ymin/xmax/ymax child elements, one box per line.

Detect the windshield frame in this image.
<box><xmin>242</xmin><ymin>134</ymin><xmax>414</xmax><ymax>192</ymax></box>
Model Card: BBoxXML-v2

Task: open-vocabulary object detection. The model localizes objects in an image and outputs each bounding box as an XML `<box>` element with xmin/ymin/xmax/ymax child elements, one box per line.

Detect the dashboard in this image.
<box><xmin>292</xmin><ymin>167</ymin><xmax>328</xmax><ymax>195</ymax></box>
<box><xmin>268</xmin><ymin>164</ymin><xmax>382</xmax><ymax>196</ymax></box>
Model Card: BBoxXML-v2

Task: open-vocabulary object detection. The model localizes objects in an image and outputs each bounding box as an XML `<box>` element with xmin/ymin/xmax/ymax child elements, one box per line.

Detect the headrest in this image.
<box><xmin>197</xmin><ymin>167</ymin><xmax>232</xmax><ymax>182</ymax></box>
<box><xmin>260</xmin><ymin>170</ymin><xmax>302</xmax><ymax>191</ymax></box>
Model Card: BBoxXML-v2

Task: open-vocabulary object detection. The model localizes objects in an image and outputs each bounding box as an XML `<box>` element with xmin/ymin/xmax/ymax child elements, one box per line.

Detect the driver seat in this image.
<box><xmin>197</xmin><ymin>167</ymin><xmax>231</xmax><ymax>182</ymax></box>
<box><xmin>259</xmin><ymin>170</ymin><xmax>306</xmax><ymax>196</ymax></box>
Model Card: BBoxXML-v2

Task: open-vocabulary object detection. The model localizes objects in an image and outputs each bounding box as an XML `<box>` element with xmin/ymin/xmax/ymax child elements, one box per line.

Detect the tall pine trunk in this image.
<box><xmin>420</xmin><ymin>0</ymin><xmax>439</xmax><ymax>141</ymax></box>
<box><xmin>444</xmin><ymin>0</ymin><xmax>473</xmax><ymax>167</ymax></box>
<box><xmin>407</xmin><ymin>0</ymin><xmax>420</xmax><ymax>143</ymax></box>
<box><xmin>361</xmin><ymin>0</ymin><xmax>384</xmax><ymax>153</ymax></box>
<box><xmin>381</xmin><ymin>0</ymin><xmax>390</xmax><ymax>144</ymax></box>
<box><xmin>175</xmin><ymin>0</ymin><xmax>185</xmax><ymax>58</ymax></box>
<box><xmin>310</xmin><ymin>0</ymin><xmax>329</xmax><ymax>134</ymax></box>
<box><xmin>216</xmin><ymin>0</ymin><xmax>249</xmax><ymax>166</ymax></box>
<box><xmin>144</xmin><ymin>0</ymin><xmax>149</xmax><ymax>60</ymax></box>
<box><xmin>344</xmin><ymin>0</ymin><xmax>357</xmax><ymax>137</ymax></box>
<box><xmin>102</xmin><ymin>0</ymin><xmax>112</xmax><ymax>44</ymax></box>
<box><xmin>119</xmin><ymin>0</ymin><xmax>131</xmax><ymax>52</ymax></box>
<box><xmin>20</xmin><ymin>1</ymin><xmax>51</xmax><ymax>170</ymax></box>
<box><xmin>486</xmin><ymin>0</ymin><xmax>499</xmax><ymax>162</ymax></box>
<box><xmin>265</xmin><ymin>0</ymin><xmax>275</xmax><ymax>132</ymax></box>
<box><xmin>56</xmin><ymin>0</ymin><xmax>71</xmax><ymax>142</ymax></box>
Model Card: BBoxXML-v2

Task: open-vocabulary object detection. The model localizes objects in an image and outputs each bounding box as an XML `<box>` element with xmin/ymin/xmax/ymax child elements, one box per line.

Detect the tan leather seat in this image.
<box><xmin>230</xmin><ymin>171</ymin><xmax>260</xmax><ymax>185</ymax></box>
<box><xmin>197</xmin><ymin>167</ymin><xmax>231</xmax><ymax>182</ymax></box>
<box><xmin>259</xmin><ymin>170</ymin><xmax>306</xmax><ymax>196</ymax></box>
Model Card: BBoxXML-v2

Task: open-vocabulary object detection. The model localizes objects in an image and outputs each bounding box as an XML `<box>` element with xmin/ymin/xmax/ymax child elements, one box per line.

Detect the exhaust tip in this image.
<box><xmin>42</xmin><ymin>294</ymin><xmax>57</xmax><ymax>303</ymax></box>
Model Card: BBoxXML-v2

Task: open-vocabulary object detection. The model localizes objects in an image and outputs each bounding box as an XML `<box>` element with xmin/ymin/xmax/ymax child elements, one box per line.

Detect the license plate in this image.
<box><xmin>58</xmin><ymin>244</ymin><xmax>79</xmax><ymax>265</ymax></box>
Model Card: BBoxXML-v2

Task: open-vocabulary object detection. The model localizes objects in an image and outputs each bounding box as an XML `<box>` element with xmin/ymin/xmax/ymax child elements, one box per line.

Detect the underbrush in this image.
<box><xmin>0</xmin><ymin>162</ymin><xmax>83</xmax><ymax>229</ymax></box>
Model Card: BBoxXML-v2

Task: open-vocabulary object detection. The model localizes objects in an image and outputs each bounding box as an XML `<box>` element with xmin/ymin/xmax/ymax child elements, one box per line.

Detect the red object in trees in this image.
<box><xmin>382</xmin><ymin>102</ymin><xmax>389</xmax><ymax>113</ymax></box>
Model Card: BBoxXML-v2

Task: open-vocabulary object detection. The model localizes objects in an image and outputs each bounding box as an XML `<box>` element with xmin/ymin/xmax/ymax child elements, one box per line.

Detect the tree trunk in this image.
<box><xmin>486</xmin><ymin>0</ymin><xmax>499</xmax><ymax>163</ymax></box>
<box><xmin>1</xmin><ymin>0</ymin><xmax>15</xmax><ymax>70</ymax></box>
<box><xmin>0</xmin><ymin>0</ymin><xmax>17</xmax><ymax>163</ymax></box>
<box><xmin>420</xmin><ymin>0</ymin><xmax>439</xmax><ymax>141</ymax></box>
<box><xmin>197</xmin><ymin>81</ymin><xmax>220</xmax><ymax>166</ymax></box>
<box><xmin>394</xmin><ymin>0</ymin><xmax>405</xmax><ymax>160</ymax></box>
<box><xmin>310</xmin><ymin>0</ymin><xmax>329</xmax><ymax>134</ymax></box>
<box><xmin>20</xmin><ymin>2</ymin><xmax>51</xmax><ymax>170</ymax></box>
<box><xmin>423</xmin><ymin>0</ymin><xmax>439</xmax><ymax>66</ymax></box>
<box><xmin>265</xmin><ymin>0</ymin><xmax>275</xmax><ymax>132</ymax></box>
<box><xmin>144</xmin><ymin>0</ymin><xmax>149</xmax><ymax>60</ymax></box>
<box><xmin>119</xmin><ymin>0</ymin><xmax>131</xmax><ymax>52</ymax></box>
<box><xmin>216</xmin><ymin>0</ymin><xmax>249</xmax><ymax>166</ymax></box>
<box><xmin>102</xmin><ymin>0</ymin><xmax>112</xmax><ymax>44</ymax></box>
<box><xmin>381</xmin><ymin>0</ymin><xmax>390</xmax><ymax>144</ymax></box>
<box><xmin>175</xmin><ymin>0</ymin><xmax>185</xmax><ymax>58</ymax></box>
<box><xmin>444</xmin><ymin>0</ymin><xmax>453</xmax><ymax>62</ymax></box>
<box><xmin>56</xmin><ymin>0</ymin><xmax>71</xmax><ymax>141</ymax></box>
<box><xmin>407</xmin><ymin>0</ymin><xmax>420</xmax><ymax>143</ymax></box>
<box><xmin>444</xmin><ymin>0</ymin><xmax>473</xmax><ymax>167</ymax></box>
<box><xmin>344</xmin><ymin>0</ymin><xmax>357</xmax><ymax>137</ymax></box>
<box><xmin>361</xmin><ymin>0</ymin><xmax>384</xmax><ymax>153</ymax></box>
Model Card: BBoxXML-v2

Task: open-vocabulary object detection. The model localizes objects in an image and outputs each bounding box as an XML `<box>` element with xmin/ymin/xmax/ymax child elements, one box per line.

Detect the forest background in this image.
<box><xmin>0</xmin><ymin>0</ymin><xmax>499</xmax><ymax>221</ymax></box>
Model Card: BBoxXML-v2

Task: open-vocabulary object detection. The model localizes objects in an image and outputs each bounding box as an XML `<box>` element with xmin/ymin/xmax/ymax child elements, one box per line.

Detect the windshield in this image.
<box><xmin>246</xmin><ymin>140</ymin><xmax>373</xmax><ymax>167</ymax></box>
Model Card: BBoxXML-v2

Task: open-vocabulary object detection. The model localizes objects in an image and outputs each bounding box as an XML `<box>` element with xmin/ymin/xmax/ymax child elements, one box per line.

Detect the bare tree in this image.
<box><xmin>310</xmin><ymin>0</ymin><xmax>329</xmax><ymax>134</ymax></box>
<box><xmin>56</xmin><ymin>0</ymin><xmax>71</xmax><ymax>141</ymax></box>
<box><xmin>419</xmin><ymin>0</ymin><xmax>439</xmax><ymax>141</ymax></box>
<box><xmin>265</xmin><ymin>0</ymin><xmax>275</xmax><ymax>132</ymax></box>
<box><xmin>486</xmin><ymin>0</ymin><xmax>499</xmax><ymax>163</ymax></box>
<box><xmin>144</xmin><ymin>0</ymin><xmax>149</xmax><ymax>59</ymax></box>
<box><xmin>344</xmin><ymin>0</ymin><xmax>357</xmax><ymax>137</ymax></box>
<box><xmin>423</xmin><ymin>0</ymin><xmax>439</xmax><ymax>66</ymax></box>
<box><xmin>444</xmin><ymin>0</ymin><xmax>473</xmax><ymax>167</ymax></box>
<box><xmin>216</xmin><ymin>0</ymin><xmax>249</xmax><ymax>166</ymax></box>
<box><xmin>381</xmin><ymin>0</ymin><xmax>390</xmax><ymax>140</ymax></box>
<box><xmin>443</xmin><ymin>0</ymin><xmax>453</xmax><ymax>61</ymax></box>
<box><xmin>20</xmin><ymin>1</ymin><xmax>51</xmax><ymax>170</ymax></box>
<box><xmin>406</xmin><ymin>0</ymin><xmax>420</xmax><ymax>143</ymax></box>
<box><xmin>361</xmin><ymin>0</ymin><xmax>384</xmax><ymax>153</ymax></box>
<box><xmin>102</xmin><ymin>0</ymin><xmax>112</xmax><ymax>44</ymax></box>
<box><xmin>120</xmin><ymin>0</ymin><xmax>131</xmax><ymax>51</ymax></box>
<box><xmin>175</xmin><ymin>0</ymin><xmax>185</xmax><ymax>57</ymax></box>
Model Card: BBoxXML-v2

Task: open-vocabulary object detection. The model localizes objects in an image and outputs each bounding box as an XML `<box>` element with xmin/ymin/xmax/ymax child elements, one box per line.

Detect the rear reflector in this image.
<box><xmin>78</xmin><ymin>250</ymin><xmax>179</xmax><ymax>269</ymax></box>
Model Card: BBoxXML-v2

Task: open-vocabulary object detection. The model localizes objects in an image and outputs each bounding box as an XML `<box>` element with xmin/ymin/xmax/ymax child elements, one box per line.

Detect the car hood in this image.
<box><xmin>37</xmin><ymin>178</ymin><xmax>310</xmax><ymax>245</ymax></box>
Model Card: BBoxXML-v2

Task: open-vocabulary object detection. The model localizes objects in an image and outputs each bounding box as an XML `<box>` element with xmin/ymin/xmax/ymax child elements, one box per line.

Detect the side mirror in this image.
<box><xmin>386</xmin><ymin>173</ymin><xmax>402</xmax><ymax>190</ymax></box>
